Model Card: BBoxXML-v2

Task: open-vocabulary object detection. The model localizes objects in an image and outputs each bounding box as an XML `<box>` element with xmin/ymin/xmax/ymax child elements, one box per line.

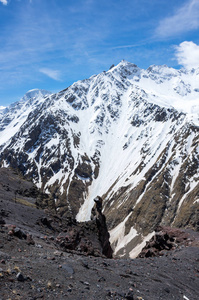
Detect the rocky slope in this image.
<box><xmin>0</xmin><ymin>170</ymin><xmax>199</xmax><ymax>300</ymax></box>
<box><xmin>0</xmin><ymin>61</ymin><xmax>198</xmax><ymax>258</ymax></box>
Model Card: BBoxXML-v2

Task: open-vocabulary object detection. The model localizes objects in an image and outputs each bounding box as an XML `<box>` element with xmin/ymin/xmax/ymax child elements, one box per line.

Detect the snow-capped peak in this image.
<box><xmin>0</xmin><ymin>89</ymin><xmax>52</xmax><ymax>147</ymax></box>
<box><xmin>107</xmin><ymin>60</ymin><xmax>199</xmax><ymax>125</ymax></box>
<box><xmin>21</xmin><ymin>88</ymin><xmax>51</xmax><ymax>101</ymax></box>
<box><xmin>108</xmin><ymin>60</ymin><xmax>139</xmax><ymax>75</ymax></box>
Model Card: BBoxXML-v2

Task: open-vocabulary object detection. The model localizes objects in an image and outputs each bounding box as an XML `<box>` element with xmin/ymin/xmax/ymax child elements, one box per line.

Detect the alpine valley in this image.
<box><xmin>0</xmin><ymin>60</ymin><xmax>199</xmax><ymax>258</ymax></box>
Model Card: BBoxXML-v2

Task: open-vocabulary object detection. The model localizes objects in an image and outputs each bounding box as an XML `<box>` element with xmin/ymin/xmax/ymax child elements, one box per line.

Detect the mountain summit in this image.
<box><xmin>0</xmin><ymin>61</ymin><xmax>198</xmax><ymax>257</ymax></box>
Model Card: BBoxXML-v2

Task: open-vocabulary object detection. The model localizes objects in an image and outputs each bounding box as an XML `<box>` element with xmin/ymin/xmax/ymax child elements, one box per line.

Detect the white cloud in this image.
<box><xmin>155</xmin><ymin>0</ymin><xmax>199</xmax><ymax>38</ymax></box>
<box><xmin>175</xmin><ymin>41</ymin><xmax>199</xmax><ymax>69</ymax></box>
<box><xmin>0</xmin><ymin>0</ymin><xmax>8</xmax><ymax>5</ymax></box>
<box><xmin>39</xmin><ymin>68</ymin><xmax>61</xmax><ymax>81</ymax></box>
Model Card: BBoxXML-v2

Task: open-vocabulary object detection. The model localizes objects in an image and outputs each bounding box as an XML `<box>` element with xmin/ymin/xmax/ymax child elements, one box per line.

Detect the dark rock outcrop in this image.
<box><xmin>55</xmin><ymin>198</ymin><xmax>113</xmax><ymax>258</ymax></box>
<box><xmin>93</xmin><ymin>196</ymin><xmax>113</xmax><ymax>258</ymax></box>
<box><xmin>139</xmin><ymin>226</ymin><xmax>192</xmax><ymax>258</ymax></box>
<box><xmin>0</xmin><ymin>216</ymin><xmax>5</xmax><ymax>225</ymax></box>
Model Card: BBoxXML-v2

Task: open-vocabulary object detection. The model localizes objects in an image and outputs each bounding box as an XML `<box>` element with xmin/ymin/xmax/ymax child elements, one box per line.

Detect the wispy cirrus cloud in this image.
<box><xmin>39</xmin><ymin>68</ymin><xmax>61</xmax><ymax>81</ymax></box>
<box><xmin>0</xmin><ymin>0</ymin><xmax>32</xmax><ymax>5</ymax></box>
<box><xmin>155</xmin><ymin>0</ymin><xmax>199</xmax><ymax>38</ymax></box>
<box><xmin>175</xmin><ymin>41</ymin><xmax>199</xmax><ymax>69</ymax></box>
<box><xmin>0</xmin><ymin>0</ymin><xmax>8</xmax><ymax>5</ymax></box>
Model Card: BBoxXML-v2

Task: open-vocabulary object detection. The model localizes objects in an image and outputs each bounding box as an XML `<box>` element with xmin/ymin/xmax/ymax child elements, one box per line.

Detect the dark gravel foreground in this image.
<box><xmin>0</xmin><ymin>168</ymin><xmax>199</xmax><ymax>300</ymax></box>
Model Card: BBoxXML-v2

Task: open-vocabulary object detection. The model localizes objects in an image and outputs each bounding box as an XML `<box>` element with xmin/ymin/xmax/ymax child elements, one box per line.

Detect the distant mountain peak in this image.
<box><xmin>21</xmin><ymin>88</ymin><xmax>52</xmax><ymax>101</ymax></box>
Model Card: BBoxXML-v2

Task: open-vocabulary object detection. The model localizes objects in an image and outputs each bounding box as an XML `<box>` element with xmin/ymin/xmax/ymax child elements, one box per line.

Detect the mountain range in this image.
<box><xmin>0</xmin><ymin>60</ymin><xmax>198</xmax><ymax>258</ymax></box>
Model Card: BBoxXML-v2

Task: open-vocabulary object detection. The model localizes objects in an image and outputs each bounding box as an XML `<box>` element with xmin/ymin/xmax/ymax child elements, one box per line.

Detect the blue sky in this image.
<box><xmin>0</xmin><ymin>0</ymin><xmax>199</xmax><ymax>106</ymax></box>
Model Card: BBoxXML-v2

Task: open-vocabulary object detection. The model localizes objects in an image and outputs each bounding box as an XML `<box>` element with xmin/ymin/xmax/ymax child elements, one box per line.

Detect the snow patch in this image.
<box><xmin>129</xmin><ymin>231</ymin><xmax>155</xmax><ymax>259</ymax></box>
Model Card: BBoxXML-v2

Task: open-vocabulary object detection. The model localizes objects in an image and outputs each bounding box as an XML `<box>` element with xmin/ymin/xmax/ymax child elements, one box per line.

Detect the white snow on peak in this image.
<box><xmin>0</xmin><ymin>89</ymin><xmax>51</xmax><ymax>147</ymax></box>
<box><xmin>21</xmin><ymin>88</ymin><xmax>52</xmax><ymax>102</ymax></box>
<box><xmin>107</xmin><ymin>61</ymin><xmax>199</xmax><ymax>125</ymax></box>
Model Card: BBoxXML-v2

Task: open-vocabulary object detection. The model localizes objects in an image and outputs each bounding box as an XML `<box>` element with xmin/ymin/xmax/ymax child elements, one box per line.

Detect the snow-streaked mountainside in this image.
<box><xmin>0</xmin><ymin>61</ymin><xmax>199</xmax><ymax>258</ymax></box>
<box><xmin>0</xmin><ymin>89</ymin><xmax>51</xmax><ymax>147</ymax></box>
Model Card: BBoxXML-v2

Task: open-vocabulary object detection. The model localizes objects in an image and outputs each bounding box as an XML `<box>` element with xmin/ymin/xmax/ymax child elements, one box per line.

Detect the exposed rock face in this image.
<box><xmin>93</xmin><ymin>196</ymin><xmax>113</xmax><ymax>258</ymax></box>
<box><xmin>55</xmin><ymin>217</ymin><xmax>112</xmax><ymax>258</ymax></box>
<box><xmin>0</xmin><ymin>61</ymin><xmax>199</xmax><ymax>257</ymax></box>
<box><xmin>0</xmin><ymin>216</ymin><xmax>5</xmax><ymax>225</ymax></box>
<box><xmin>0</xmin><ymin>168</ymin><xmax>112</xmax><ymax>258</ymax></box>
<box><xmin>55</xmin><ymin>220</ymin><xmax>102</xmax><ymax>257</ymax></box>
<box><xmin>138</xmin><ymin>226</ymin><xmax>192</xmax><ymax>258</ymax></box>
